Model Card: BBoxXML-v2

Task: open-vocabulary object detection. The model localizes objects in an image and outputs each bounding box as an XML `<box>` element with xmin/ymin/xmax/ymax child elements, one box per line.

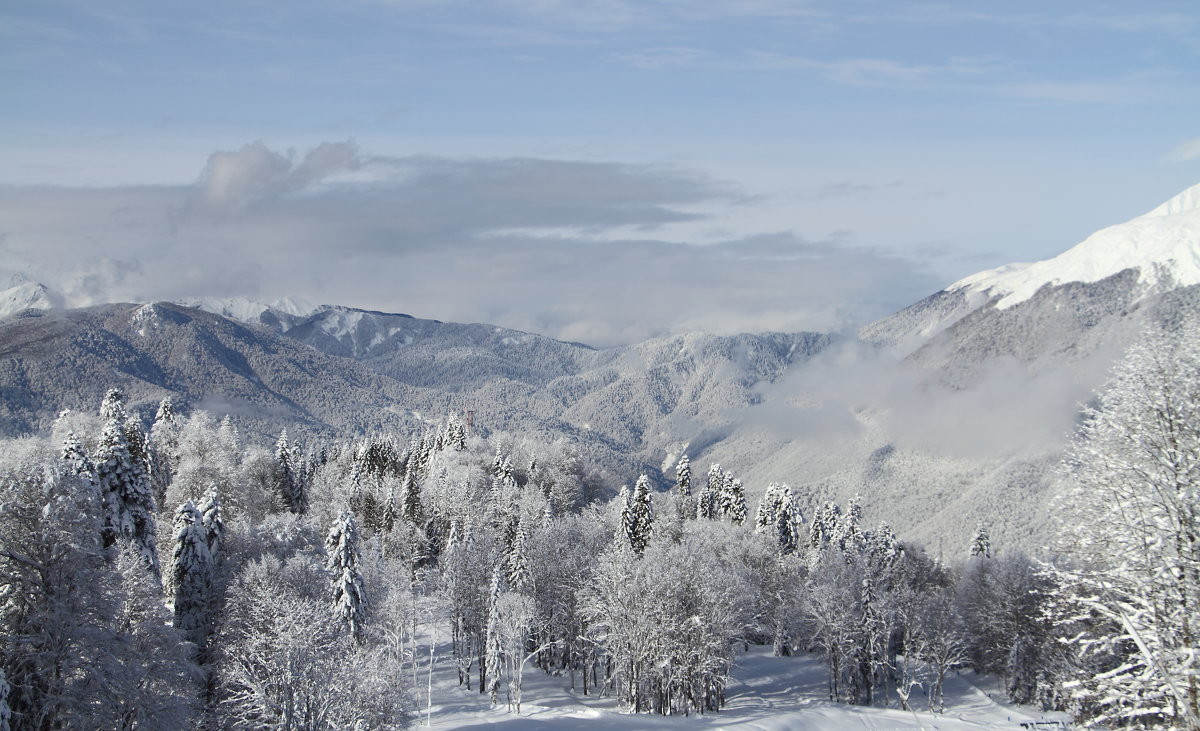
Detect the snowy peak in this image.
<box><xmin>950</xmin><ymin>182</ymin><xmax>1200</xmax><ymax>310</ymax></box>
<box><xmin>1139</xmin><ymin>181</ymin><xmax>1200</xmax><ymax>219</ymax></box>
<box><xmin>0</xmin><ymin>279</ymin><xmax>54</xmax><ymax>319</ymax></box>
<box><xmin>174</xmin><ymin>296</ymin><xmax>328</xmax><ymax>331</ymax></box>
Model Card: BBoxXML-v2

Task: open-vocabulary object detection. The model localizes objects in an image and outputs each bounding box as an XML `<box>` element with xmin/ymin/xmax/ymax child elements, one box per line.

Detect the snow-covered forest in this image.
<box><xmin>1</xmin><ymin>321</ymin><xmax>1197</xmax><ymax>730</ymax></box>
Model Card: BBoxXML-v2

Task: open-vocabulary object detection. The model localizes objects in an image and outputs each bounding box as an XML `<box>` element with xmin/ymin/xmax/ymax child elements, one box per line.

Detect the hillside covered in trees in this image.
<box><xmin>1</xmin><ymin>319</ymin><xmax>1197</xmax><ymax>729</ymax></box>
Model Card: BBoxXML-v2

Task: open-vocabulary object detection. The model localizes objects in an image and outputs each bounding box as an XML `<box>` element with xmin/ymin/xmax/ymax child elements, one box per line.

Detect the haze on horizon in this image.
<box><xmin>3</xmin><ymin>0</ymin><xmax>1199</xmax><ymax>346</ymax></box>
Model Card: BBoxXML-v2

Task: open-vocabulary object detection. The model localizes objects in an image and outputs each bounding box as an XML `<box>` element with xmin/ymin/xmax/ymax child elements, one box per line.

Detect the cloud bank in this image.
<box><xmin>0</xmin><ymin>141</ymin><xmax>941</xmax><ymax>346</ymax></box>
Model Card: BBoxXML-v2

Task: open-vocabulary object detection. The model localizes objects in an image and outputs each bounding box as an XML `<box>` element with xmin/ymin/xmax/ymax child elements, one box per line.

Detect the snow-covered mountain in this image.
<box><xmin>1</xmin><ymin>182</ymin><xmax>1197</xmax><ymax>550</ymax></box>
<box><xmin>739</xmin><ymin>182</ymin><xmax>1200</xmax><ymax>549</ymax></box>
<box><xmin>174</xmin><ymin>295</ymin><xmax>328</xmax><ymax>333</ymax></box>
<box><xmin>864</xmin><ymin>181</ymin><xmax>1200</xmax><ymax>352</ymax></box>
<box><xmin>0</xmin><ymin>272</ymin><xmax>54</xmax><ymax>320</ymax></box>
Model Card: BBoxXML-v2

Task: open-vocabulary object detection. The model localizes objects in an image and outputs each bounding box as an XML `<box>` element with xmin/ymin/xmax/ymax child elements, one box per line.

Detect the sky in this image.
<box><xmin>3</xmin><ymin>0</ymin><xmax>1200</xmax><ymax>346</ymax></box>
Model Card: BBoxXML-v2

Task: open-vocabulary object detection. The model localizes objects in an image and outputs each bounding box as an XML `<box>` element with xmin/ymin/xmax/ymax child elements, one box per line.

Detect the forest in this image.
<box><xmin>0</xmin><ymin>324</ymin><xmax>1197</xmax><ymax>730</ymax></box>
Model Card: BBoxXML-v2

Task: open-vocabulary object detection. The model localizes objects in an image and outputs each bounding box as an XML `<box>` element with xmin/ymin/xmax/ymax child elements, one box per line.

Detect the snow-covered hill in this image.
<box><xmin>0</xmin><ymin>272</ymin><xmax>54</xmax><ymax>320</ymax></box>
<box><xmin>865</xmin><ymin>181</ymin><xmax>1200</xmax><ymax>350</ymax></box>
<box><xmin>953</xmin><ymin>181</ymin><xmax>1200</xmax><ymax>309</ymax></box>
<box><xmin>743</xmin><ymin>182</ymin><xmax>1200</xmax><ymax>550</ymax></box>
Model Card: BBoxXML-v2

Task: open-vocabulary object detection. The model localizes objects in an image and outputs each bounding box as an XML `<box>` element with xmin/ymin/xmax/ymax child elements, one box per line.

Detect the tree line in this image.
<box><xmin>0</xmin><ymin>322</ymin><xmax>1196</xmax><ymax>729</ymax></box>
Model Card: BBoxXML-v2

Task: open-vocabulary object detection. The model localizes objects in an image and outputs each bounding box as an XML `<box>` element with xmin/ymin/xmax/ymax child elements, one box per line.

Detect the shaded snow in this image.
<box><xmin>421</xmin><ymin>646</ymin><xmax>1066</xmax><ymax>730</ymax></box>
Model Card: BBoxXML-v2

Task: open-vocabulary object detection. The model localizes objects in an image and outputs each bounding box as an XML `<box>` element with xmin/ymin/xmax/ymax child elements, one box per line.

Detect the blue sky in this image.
<box><xmin>3</xmin><ymin>1</ymin><xmax>1199</xmax><ymax>344</ymax></box>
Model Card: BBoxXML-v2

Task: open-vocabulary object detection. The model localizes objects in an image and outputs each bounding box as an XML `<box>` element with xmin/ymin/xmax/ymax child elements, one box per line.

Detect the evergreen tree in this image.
<box><xmin>507</xmin><ymin>519</ymin><xmax>530</xmax><ymax>591</ymax></box>
<box><xmin>621</xmin><ymin>475</ymin><xmax>654</xmax><ymax>554</ymax></box>
<box><xmin>148</xmin><ymin>397</ymin><xmax>180</xmax><ymax>506</ymax></box>
<box><xmin>197</xmin><ymin>489</ymin><xmax>224</xmax><ymax>561</ymax></box>
<box><xmin>697</xmin><ymin>463</ymin><xmax>722</xmax><ymax>520</ymax></box>
<box><xmin>485</xmin><ymin>566</ymin><xmax>504</xmax><ymax>707</ymax></box>
<box><xmin>400</xmin><ymin>464</ymin><xmax>422</xmax><ymax>524</ymax></box>
<box><xmin>168</xmin><ymin>500</ymin><xmax>213</xmax><ymax>650</ymax></box>
<box><xmin>756</xmin><ymin>483</ymin><xmax>802</xmax><ymax>554</ymax></box>
<box><xmin>93</xmin><ymin>391</ymin><xmax>159</xmax><ymax>575</ymax></box>
<box><xmin>274</xmin><ymin>429</ymin><xmax>306</xmax><ymax>513</ymax></box>
<box><xmin>809</xmin><ymin>501</ymin><xmax>841</xmax><ymax>549</ymax></box>
<box><xmin>325</xmin><ymin>511</ymin><xmax>368</xmax><ymax>643</ymax></box>
<box><xmin>969</xmin><ymin>522</ymin><xmax>991</xmax><ymax>559</ymax></box>
<box><xmin>675</xmin><ymin>454</ymin><xmax>691</xmax><ymax>496</ymax></box>
<box><xmin>61</xmin><ymin>432</ymin><xmax>98</xmax><ymax>499</ymax></box>
<box><xmin>724</xmin><ymin>477</ymin><xmax>747</xmax><ymax>525</ymax></box>
<box><xmin>381</xmin><ymin>479</ymin><xmax>397</xmax><ymax>534</ymax></box>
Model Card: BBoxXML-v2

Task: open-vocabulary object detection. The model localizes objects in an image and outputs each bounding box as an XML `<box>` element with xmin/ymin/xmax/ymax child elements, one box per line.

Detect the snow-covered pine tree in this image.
<box><xmin>675</xmin><ymin>454</ymin><xmax>691</xmax><ymax>496</ymax></box>
<box><xmin>969</xmin><ymin>521</ymin><xmax>991</xmax><ymax>559</ymax></box>
<box><xmin>381</xmin><ymin>479</ymin><xmax>397</xmax><ymax>534</ymax></box>
<box><xmin>274</xmin><ymin>429</ymin><xmax>305</xmax><ymax>513</ymax></box>
<box><xmin>834</xmin><ymin>495</ymin><xmax>863</xmax><ymax>552</ymax></box>
<box><xmin>400</xmin><ymin>464</ymin><xmax>421</xmax><ymax>524</ymax></box>
<box><xmin>61</xmin><ymin>432</ymin><xmax>98</xmax><ymax>500</ymax></box>
<box><xmin>325</xmin><ymin>511</ymin><xmax>368</xmax><ymax>643</ymax></box>
<box><xmin>93</xmin><ymin>392</ymin><xmax>159</xmax><ymax>576</ymax></box>
<box><xmin>485</xmin><ymin>565</ymin><xmax>504</xmax><ymax>707</ymax></box>
<box><xmin>444</xmin><ymin>413</ymin><xmax>467</xmax><ymax>451</ymax></box>
<box><xmin>148</xmin><ymin>397</ymin><xmax>180</xmax><ymax>506</ymax></box>
<box><xmin>168</xmin><ymin>500</ymin><xmax>213</xmax><ymax>649</ymax></box>
<box><xmin>623</xmin><ymin>475</ymin><xmax>654</xmax><ymax>554</ymax></box>
<box><xmin>507</xmin><ymin>519</ymin><xmax>530</xmax><ymax>591</ymax></box>
<box><xmin>809</xmin><ymin>501</ymin><xmax>841</xmax><ymax>549</ymax></box>
<box><xmin>756</xmin><ymin>483</ymin><xmax>802</xmax><ymax>554</ymax></box>
<box><xmin>697</xmin><ymin>463</ymin><xmax>722</xmax><ymax>520</ymax></box>
<box><xmin>724</xmin><ymin>478</ymin><xmax>747</xmax><ymax>525</ymax></box>
<box><xmin>198</xmin><ymin>489</ymin><xmax>224</xmax><ymax>561</ymax></box>
<box><xmin>1048</xmin><ymin>323</ymin><xmax>1200</xmax><ymax>729</ymax></box>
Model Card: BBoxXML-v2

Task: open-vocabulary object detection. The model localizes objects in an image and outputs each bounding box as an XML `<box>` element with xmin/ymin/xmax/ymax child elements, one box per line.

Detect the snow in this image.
<box><xmin>318</xmin><ymin>308</ymin><xmax>364</xmax><ymax>337</ymax></box>
<box><xmin>950</xmin><ymin>181</ymin><xmax>1200</xmax><ymax>310</ymax></box>
<box><xmin>0</xmin><ymin>280</ymin><xmax>52</xmax><ymax>319</ymax></box>
<box><xmin>419</xmin><ymin>646</ymin><xmax>1066</xmax><ymax>730</ymax></box>
<box><xmin>176</xmin><ymin>295</ymin><xmax>324</xmax><ymax>323</ymax></box>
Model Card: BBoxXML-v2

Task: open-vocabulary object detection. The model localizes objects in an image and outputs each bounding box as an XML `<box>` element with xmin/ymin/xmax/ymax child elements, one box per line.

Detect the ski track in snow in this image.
<box><xmin>419</xmin><ymin>645</ymin><xmax>1068</xmax><ymax>730</ymax></box>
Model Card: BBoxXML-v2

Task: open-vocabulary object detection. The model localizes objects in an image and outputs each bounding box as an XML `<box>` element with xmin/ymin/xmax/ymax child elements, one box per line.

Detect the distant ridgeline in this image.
<box><xmin>2</xmin><ymin>182</ymin><xmax>1200</xmax><ymax>553</ymax></box>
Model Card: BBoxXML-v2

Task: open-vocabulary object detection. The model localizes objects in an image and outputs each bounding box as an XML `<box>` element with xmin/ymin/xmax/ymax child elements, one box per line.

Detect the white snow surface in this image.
<box><xmin>175</xmin><ymin>295</ymin><xmax>323</xmax><ymax>322</ymax></box>
<box><xmin>0</xmin><ymin>280</ymin><xmax>53</xmax><ymax>319</ymax></box>
<box><xmin>420</xmin><ymin>645</ymin><xmax>1065</xmax><ymax>730</ymax></box>
<box><xmin>950</xmin><ymin>181</ymin><xmax>1200</xmax><ymax>309</ymax></box>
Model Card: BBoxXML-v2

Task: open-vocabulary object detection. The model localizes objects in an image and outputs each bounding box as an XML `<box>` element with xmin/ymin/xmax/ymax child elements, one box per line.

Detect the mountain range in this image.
<box><xmin>2</xmin><ymin>182</ymin><xmax>1198</xmax><ymax>550</ymax></box>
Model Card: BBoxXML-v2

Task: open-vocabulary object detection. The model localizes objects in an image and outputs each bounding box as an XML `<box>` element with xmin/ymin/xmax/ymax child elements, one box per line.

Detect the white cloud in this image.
<box><xmin>1168</xmin><ymin>137</ymin><xmax>1200</xmax><ymax>163</ymax></box>
<box><xmin>0</xmin><ymin>141</ymin><xmax>940</xmax><ymax>346</ymax></box>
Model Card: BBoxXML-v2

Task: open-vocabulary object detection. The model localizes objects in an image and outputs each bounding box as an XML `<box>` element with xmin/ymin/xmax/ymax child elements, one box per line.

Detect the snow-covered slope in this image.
<box><xmin>174</xmin><ymin>295</ymin><xmax>327</xmax><ymax>333</ymax></box>
<box><xmin>0</xmin><ymin>281</ymin><xmax>53</xmax><ymax>319</ymax></box>
<box><xmin>951</xmin><ymin>181</ymin><xmax>1200</xmax><ymax>310</ymax></box>
<box><xmin>0</xmin><ymin>272</ymin><xmax>54</xmax><ymax>320</ymax></box>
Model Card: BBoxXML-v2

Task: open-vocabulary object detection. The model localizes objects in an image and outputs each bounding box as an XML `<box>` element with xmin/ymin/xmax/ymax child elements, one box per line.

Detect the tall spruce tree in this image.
<box><xmin>675</xmin><ymin>455</ymin><xmax>691</xmax><ymax>496</ymax></box>
<box><xmin>621</xmin><ymin>475</ymin><xmax>654</xmax><ymax>554</ymax></box>
<box><xmin>325</xmin><ymin>511</ymin><xmax>368</xmax><ymax>643</ymax></box>
<box><xmin>168</xmin><ymin>500</ymin><xmax>213</xmax><ymax>650</ymax></box>
<box><xmin>93</xmin><ymin>390</ymin><xmax>159</xmax><ymax>576</ymax></box>
<box><xmin>485</xmin><ymin>566</ymin><xmax>504</xmax><ymax>706</ymax></box>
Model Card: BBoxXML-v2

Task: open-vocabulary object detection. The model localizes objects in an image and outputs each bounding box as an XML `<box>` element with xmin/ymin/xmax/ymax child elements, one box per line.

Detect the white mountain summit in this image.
<box><xmin>950</xmin><ymin>181</ymin><xmax>1200</xmax><ymax>310</ymax></box>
